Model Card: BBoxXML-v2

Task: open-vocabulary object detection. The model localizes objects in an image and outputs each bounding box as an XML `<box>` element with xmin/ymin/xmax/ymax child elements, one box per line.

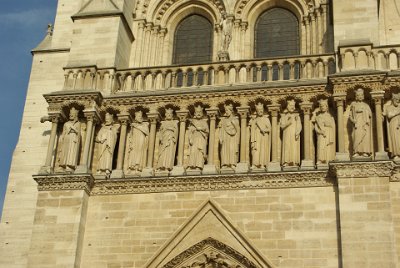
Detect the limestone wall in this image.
<box><xmin>332</xmin><ymin>0</ymin><xmax>379</xmax><ymax>47</ymax></box>
<box><xmin>80</xmin><ymin>187</ymin><xmax>339</xmax><ymax>268</ymax></box>
<box><xmin>0</xmin><ymin>51</ymin><xmax>69</xmax><ymax>267</ymax></box>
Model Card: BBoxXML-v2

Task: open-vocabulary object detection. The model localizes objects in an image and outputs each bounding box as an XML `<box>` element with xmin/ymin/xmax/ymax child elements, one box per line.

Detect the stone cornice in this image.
<box><xmin>33</xmin><ymin>174</ymin><xmax>95</xmax><ymax>194</ymax></box>
<box><xmin>390</xmin><ymin>163</ymin><xmax>400</xmax><ymax>182</ymax></box>
<box><xmin>44</xmin><ymin>91</ymin><xmax>103</xmax><ymax>112</ymax></box>
<box><xmin>330</xmin><ymin>161</ymin><xmax>393</xmax><ymax>178</ymax></box>
<box><xmin>329</xmin><ymin>71</ymin><xmax>387</xmax><ymax>86</ymax></box>
<box><xmin>33</xmin><ymin>161</ymin><xmax>400</xmax><ymax>194</ymax></box>
<box><xmin>92</xmin><ymin>171</ymin><xmax>333</xmax><ymax>195</ymax></box>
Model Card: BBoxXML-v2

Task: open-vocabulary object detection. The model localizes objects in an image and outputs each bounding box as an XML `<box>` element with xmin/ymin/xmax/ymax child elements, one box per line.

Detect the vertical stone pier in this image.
<box><xmin>27</xmin><ymin>175</ymin><xmax>92</xmax><ymax>268</ymax></box>
<box><xmin>332</xmin><ymin>161</ymin><xmax>398</xmax><ymax>267</ymax></box>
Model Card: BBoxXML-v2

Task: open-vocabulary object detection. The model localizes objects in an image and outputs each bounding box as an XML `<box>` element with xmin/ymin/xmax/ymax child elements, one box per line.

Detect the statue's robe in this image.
<box><xmin>157</xmin><ymin>120</ymin><xmax>178</xmax><ymax>170</ymax></box>
<box><xmin>385</xmin><ymin>103</ymin><xmax>400</xmax><ymax>157</ymax></box>
<box><xmin>188</xmin><ymin>119</ymin><xmax>209</xmax><ymax>169</ymax></box>
<box><xmin>219</xmin><ymin>116</ymin><xmax>240</xmax><ymax>167</ymax></box>
<box><xmin>313</xmin><ymin>111</ymin><xmax>336</xmax><ymax>163</ymax></box>
<box><xmin>280</xmin><ymin>112</ymin><xmax>302</xmax><ymax>166</ymax></box>
<box><xmin>349</xmin><ymin>101</ymin><xmax>373</xmax><ymax>155</ymax></box>
<box><xmin>127</xmin><ymin>122</ymin><xmax>149</xmax><ymax>172</ymax></box>
<box><xmin>250</xmin><ymin>115</ymin><xmax>271</xmax><ymax>168</ymax></box>
<box><xmin>97</xmin><ymin>125</ymin><xmax>118</xmax><ymax>173</ymax></box>
<box><xmin>59</xmin><ymin>120</ymin><xmax>81</xmax><ymax>169</ymax></box>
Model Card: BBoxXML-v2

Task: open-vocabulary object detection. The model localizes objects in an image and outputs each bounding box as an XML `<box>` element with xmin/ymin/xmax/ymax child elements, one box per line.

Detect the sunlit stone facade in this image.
<box><xmin>1</xmin><ymin>0</ymin><xmax>400</xmax><ymax>267</ymax></box>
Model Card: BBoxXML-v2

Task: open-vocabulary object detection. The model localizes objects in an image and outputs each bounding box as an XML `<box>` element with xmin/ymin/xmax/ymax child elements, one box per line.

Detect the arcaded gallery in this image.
<box><xmin>1</xmin><ymin>0</ymin><xmax>400</xmax><ymax>267</ymax></box>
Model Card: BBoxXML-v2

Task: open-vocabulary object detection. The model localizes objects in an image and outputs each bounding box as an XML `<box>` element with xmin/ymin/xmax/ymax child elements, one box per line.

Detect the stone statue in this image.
<box><xmin>95</xmin><ymin>113</ymin><xmax>120</xmax><ymax>175</ymax></box>
<box><xmin>250</xmin><ymin>102</ymin><xmax>271</xmax><ymax>169</ymax></box>
<box><xmin>156</xmin><ymin>108</ymin><xmax>179</xmax><ymax>171</ymax></box>
<box><xmin>220</xmin><ymin>12</ymin><xmax>232</xmax><ymax>51</ymax></box>
<box><xmin>127</xmin><ymin>111</ymin><xmax>149</xmax><ymax>174</ymax></box>
<box><xmin>349</xmin><ymin>88</ymin><xmax>373</xmax><ymax>157</ymax></box>
<box><xmin>312</xmin><ymin>99</ymin><xmax>336</xmax><ymax>165</ymax></box>
<box><xmin>58</xmin><ymin>107</ymin><xmax>82</xmax><ymax>172</ymax></box>
<box><xmin>187</xmin><ymin>105</ymin><xmax>209</xmax><ymax>171</ymax></box>
<box><xmin>218</xmin><ymin>104</ymin><xmax>240</xmax><ymax>169</ymax></box>
<box><xmin>384</xmin><ymin>93</ymin><xmax>400</xmax><ymax>160</ymax></box>
<box><xmin>280</xmin><ymin>99</ymin><xmax>302</xmax><ymax>167</ymax></box>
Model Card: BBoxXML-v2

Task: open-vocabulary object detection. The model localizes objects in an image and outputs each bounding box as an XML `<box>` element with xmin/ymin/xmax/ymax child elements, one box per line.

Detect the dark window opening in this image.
<box><xmin>173</xmin><ymin>15</ymin><xmax>213</xmax><ymax>65</ymax></box>
<box><xmin>255</xmin><ymin>8</ymin><xmax>300</xmax><ymax>58</ymax></box>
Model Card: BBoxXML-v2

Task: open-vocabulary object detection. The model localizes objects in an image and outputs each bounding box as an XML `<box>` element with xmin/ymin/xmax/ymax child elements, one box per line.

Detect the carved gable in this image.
<box><xmin>145</xmin><ymin>200</ymin><xmax>274</xmax><ymax>268</ymax></box>
<box><xmin>164</xmin><ymin>238</ymin><xmax>258</xmax><ymax>268</ymax></box>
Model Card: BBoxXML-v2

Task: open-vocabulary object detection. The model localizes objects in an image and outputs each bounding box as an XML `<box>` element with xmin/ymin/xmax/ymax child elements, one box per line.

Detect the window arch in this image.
<box><xmin>173</xmin><ymin>14</ymin><xmax>213</xmax><ymax>65</ymax></box>
<box><xmin>255</xmin><ymin>8</ymin><xmax>300</xmax><ymax>58</ymax></box>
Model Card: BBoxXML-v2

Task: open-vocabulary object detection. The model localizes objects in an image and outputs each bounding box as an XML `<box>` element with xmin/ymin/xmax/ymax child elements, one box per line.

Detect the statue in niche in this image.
<box><xmin>349</xmin><ymin>88</ymin><xmax>373</xmax><ymax>157</ymax></box>
<box><xmin>58</xmin><ymin>107</ymin><xmax>82</xmax><ymax>172</ymax></box>
<box><xmin>218</xmin><ymin>104</ymin><xmax>240</xmax><ymax>169</ymax></box>
<box><xmin>250</xmin><ymin>102</ymin><xmax>271</xmax><ymax>169</ymax></box>
<box><xmin>187</xmin><ymin>105</ymin><xmax>209</xmax><ymax>171</ymax></box>
<box><xmin>384</xmin><ymin>93</ymin><xmax>400</xmax><ymax>161</ymax></box>
<box><xmin>220</xmin><ymin>12</ymin><xmax>232</xmax><ymax>52</ymax></box>
<box><xmin>96</xmin><ymin>113</ymin><xmax>120</xmax><ymax>175</ymax></box>
<box><xmin>127</xmin><ymin>110</ymin><xmax>149</xmax><ymax>174</ymax></box>
<box><xmin>280</xmin><ymin>99</ymin><xmax>302</xmax><ymax>167</ymax></box>
<box><xmin>156</xmin><ymin>108</ymin><xmax>179</xmax><ymax>171</ymax></box>
<box><xmin>312</xmin><ymin>99</ymin><xmax>336</xmax><ymax>165</ymax></box>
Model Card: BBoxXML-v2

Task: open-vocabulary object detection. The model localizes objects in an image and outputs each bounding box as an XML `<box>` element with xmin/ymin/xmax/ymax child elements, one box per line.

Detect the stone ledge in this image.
<box><xmin>33</xmin><ymin>174</ymin><xmax>94</xmax><ymax>194</ymax></box>
<box><xmin>330</xmin><ymin>161</ymin><xmax>393</xmax><ymax>178</ymax></box>
<box><xmin>33</xmin><ymin>161</ymin><xmax>400</xmax><ymax>195</ymax></box>
<box><xmin>92</xmin><ymin>170</ymin><xmax>333</xmax><ymax>195</ymax></box>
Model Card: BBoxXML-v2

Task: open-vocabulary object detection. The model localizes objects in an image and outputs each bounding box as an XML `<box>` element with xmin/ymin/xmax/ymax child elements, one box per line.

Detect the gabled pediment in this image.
<box><xmin>75</xmin><ymin>0</ymin><xmax>119</xmax><ymax>16</ymax></box>
<box><xmin>145</xmin><ymin>200</ymin><xmax>274</xmax><ymax>268</ymax></box>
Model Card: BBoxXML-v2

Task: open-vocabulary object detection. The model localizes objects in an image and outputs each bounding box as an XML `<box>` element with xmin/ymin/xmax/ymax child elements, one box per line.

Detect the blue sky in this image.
<box><xmin>0</xmin><ymin>1</ymin><xmax>58</xmax><ymax>214</ymax></box>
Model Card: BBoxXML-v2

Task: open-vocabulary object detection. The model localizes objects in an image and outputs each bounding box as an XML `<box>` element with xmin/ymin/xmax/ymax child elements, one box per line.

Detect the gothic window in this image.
<box><xmin>255</xmin><ymin>8</ymin><xmax>300</xmax><ymax>58</ymax></box>
<box><xmin>173</xmin><ymin>15</ymin><xmax>213</xmax><ymax>65</ymax></box>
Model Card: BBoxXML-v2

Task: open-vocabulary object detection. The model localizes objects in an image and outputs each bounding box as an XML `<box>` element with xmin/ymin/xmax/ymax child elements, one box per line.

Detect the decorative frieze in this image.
<box><xmin>330</xmin><ymin>161</ymin><xmax>393</xmax><ymax>178</ymax></box>
<box><xmin>33</xmin><ymin>174</ymin><xmax>94</xmax><ymax>194</ymax></box>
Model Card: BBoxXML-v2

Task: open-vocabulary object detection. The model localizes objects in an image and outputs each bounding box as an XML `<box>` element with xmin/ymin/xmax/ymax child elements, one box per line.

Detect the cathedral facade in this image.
<box><xmin>1</xmin><ymin>0</ymin><xmax>400</xmax><ymax>267</ymax></box>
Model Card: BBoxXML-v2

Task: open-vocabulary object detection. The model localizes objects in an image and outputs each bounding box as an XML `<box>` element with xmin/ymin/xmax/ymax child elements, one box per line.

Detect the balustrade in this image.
<box><xmin>339</xmin><ymin>44</ymin><xmax>400</xmax><ymax>71</ymax></box>
<box><xmin>63</xmin><ymin>54</ymin><xmax>336</xmax><ymax>93</ymax></box>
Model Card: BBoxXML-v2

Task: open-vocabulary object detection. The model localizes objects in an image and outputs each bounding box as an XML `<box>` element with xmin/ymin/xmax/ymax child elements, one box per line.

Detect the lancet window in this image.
<box><xmin>255</xmin><ymin>8</ymin><xmax>300</xmax><ymax>58</ymax></box>
<box><xmin>173</xmin><ymin>14</ymin><xmax>214</xmax><ymax>65</ymax></box>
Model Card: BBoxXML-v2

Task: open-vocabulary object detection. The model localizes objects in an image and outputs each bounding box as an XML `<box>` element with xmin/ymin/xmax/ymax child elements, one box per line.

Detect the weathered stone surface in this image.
<box><xmin>2</xmin><ymin>1</ymin><xmax>400</xmax><ymax>267</ymax></box>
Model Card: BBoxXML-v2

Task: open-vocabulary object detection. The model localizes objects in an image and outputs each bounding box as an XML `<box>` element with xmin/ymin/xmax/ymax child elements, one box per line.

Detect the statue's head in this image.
<box><xmin>221</xmin><ymin>11</ymin><xmax>227</xmax><ymax>19</ymax></box>
<box><xmin>393</xmin><ymin>93</ymin><xmax>400</xmax><ymax>107</ymax></box>
<box><xmin>165</xmin><ymin>108</ymin><xmax>174</xmax><ymax>120</ymax></box>
<box><xmin>135</xmin><ymin>110</ymin><xmax>143</xmax><ymax>122</ymax></box>
<box><xmin>69</xmin><ymin>107</ymin><xmax>79</xmax><ymax>121</ymax></box>
<box><xmin>319</xmin><ymin>99</ymin><xmax>328</xmax><ymax>112</ymax></box>
<box><xmin>287</xmin><ymin>99</ymin><xmax>296</xmax><ymax>112</ymax></box>
<box><xmin>255</xmin><ymin>102</ymin><xmax>264</xmax><ymax>116</ymax></box>
<box><xmin>194</xmin><ymin>105</ymin><xmax>204</xmax><ymax>119</ymax></box>
<box><xmin>104</xmin><ymin>112</ymin><xmax>114</xmax><ymax>125</ymax></box>
<box><xmin>355</xmin><ymin>88</ymin><xmax>365</xmax><ymax>101</ymax></box>
<box><xmin>224</xmin><ymin>104</ymin><xmax>233</xmax><ymax>116</ymax></box>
